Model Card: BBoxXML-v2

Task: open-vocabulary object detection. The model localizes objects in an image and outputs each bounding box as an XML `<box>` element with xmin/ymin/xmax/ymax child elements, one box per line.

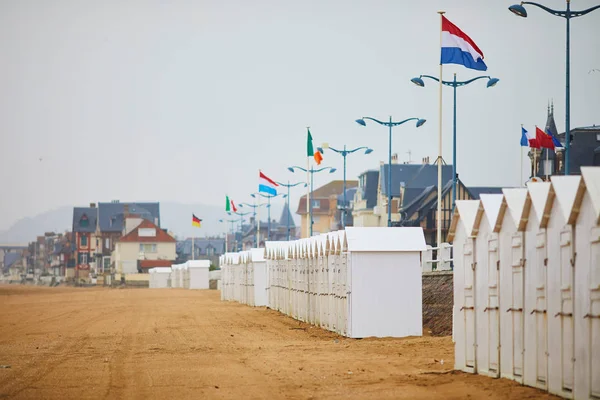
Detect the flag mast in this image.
<box><xmin>257</xmin><ymin>170</ymin><xmax>261</xmax><ymax>248</ymax></box>
<box><xmin>436</xmin><ymin>10</ymin><xmax>445</xmax><ymax>248</ymax></box>
<box><xmin>521</xmin><ymin>124</ymin><xmax>524</xmax><ymax>187</ymax></box>
<box><xmin>306</xmin><ymin>127</ymin><xmax>311</xmax><ymax>239</ymax></box>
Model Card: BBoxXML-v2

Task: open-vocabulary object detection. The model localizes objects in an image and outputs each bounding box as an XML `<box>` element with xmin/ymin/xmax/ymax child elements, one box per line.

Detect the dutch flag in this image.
<box><xmin>441</xmin><ymin>16</ymin><xmax>487</xmax><ymax>71</ymax></box>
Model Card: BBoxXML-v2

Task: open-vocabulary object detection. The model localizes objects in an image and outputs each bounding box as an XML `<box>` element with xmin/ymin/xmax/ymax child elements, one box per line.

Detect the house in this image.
<box><xmin>352</xmin><ymin>157</ymin><xmax>502</xmax><ymax>245</ymax></box>
<box><xmin>95</xmin><ymin>201</ymin><xmax>160</xmax><ymax>273</ymax></box>
<box><xmin>295</xmin><ymin>180</ymin><xmax>358</xmax><ymax>238</ymax></box>
<box><xmin>49</xmin><ymin>233</ymin><xmax>74</xmax><ymax>277</ymax></box>
<box><xmin>112</xmin><ymin>218</ymin><xmax>176</xmax><ymax>275</ymax></box>
<box><xmin>0</xmin><ymin>244</ymin><xmax>27</xmax><ymax>274</ymax></box>
<box><xmin>329</xmin><ymin>187</ymin><xmax>358</xmax><ymax>230</ymax></box>
<box><xmin>532</xmin><ymin>102</ymin><xmax>599</xmax><ymax>177</ymax></box>
<box><xmin>176</xmin><ymin>237</ymin><xmax>225</xmax><ymax>265</ymax></box>
<box><xmin>72</xmin><ymin>207</ymin><xmax>98</xmax><ymax>281</ymax></box>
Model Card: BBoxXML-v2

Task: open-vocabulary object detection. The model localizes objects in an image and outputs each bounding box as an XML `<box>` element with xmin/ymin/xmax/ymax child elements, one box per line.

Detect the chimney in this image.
<box><xmin>123</xmin><ymin>204</ymin><xmax>130</xmax><ymax>218</ymax></box>
<box><xmin>391</xmin><ymin>153</ymin><xmax>398</xmax><ymax>164</ymax></box>
<box><xmin>90</xmin><ymin>203</ymin><xmax>96</xmax><ymax>208</ymax></box>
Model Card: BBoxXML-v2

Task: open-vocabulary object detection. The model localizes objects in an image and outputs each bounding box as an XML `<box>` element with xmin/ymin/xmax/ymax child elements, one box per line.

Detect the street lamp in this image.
<box><xmin>219</xmin><ymin>217</ymin><xmax>241</xmax><ymax>253</ymax></box>
<box><xmin>316</xmin><ymin>145</ymin><xmax>373</xmax><ymax>229</ymax></box>
<box><xmin>239</xmin><ymin>202</ymin><xmax>266</xmax><ymax>247</ymax></box>
<box><xmin>355</xmin><ymin>116</ymin><xmax>426</xmax><ymax>227</ymax></box>
<box><xmin>508</xmin><ymin>0</ymin><xmax>600</xmax><ymax>175</ymax></box>
<box><xmin>232</xmin><ymin>211</ymin><xmax>251</xmax><ymax>250</ymax></box>
<box><xmin>275</xmin><ymin>181</ymin><xmax>308</xmax><ymax>241</ymax></box>
<box><xmin>411</xmin><ymin>74</ymin><xmax>498</xmax><ymax>210</ymax></box>
<box><xmin>251</xmin><ymin>192</ymin><xmax>287</xmax><ymax>241</ymax></box>
<box><xmin>288</xmin><ymin>166</ymin><xmax>336</xmax><ymax>237</ymax></box>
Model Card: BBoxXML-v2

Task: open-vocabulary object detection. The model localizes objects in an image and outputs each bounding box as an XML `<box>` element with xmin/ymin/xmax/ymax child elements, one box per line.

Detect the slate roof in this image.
<box><xmin>380</xmin><ymin>164</ymin><xmax>453</xmax><ymax>197</ymax></box>
<box><xmin>337</xmin><ymin>187</ymin><xmax>358</xmax><ymax>208</ymax></box>
<box><xmin>468</xmin><ymin>187</ymin><xmax>504</xmax><ymax>199</ymax></box>
<box><xmin>177</xmin><ymin>238</ymin><xmax>225</xmax><ymax>256</ymax></box>
<box><xmin>72</xmin><ymin>207</ymin><xmax>98</xmax><ymax>233</ymax></box>
<box><xmin>3</xmin><ymin>252</ymin><xmax>20</xmax><ymax>269</ymax></box>
<box><xmin>97</xmin><ymin>202</ymin><xmax>160</xmax><ymax>232</ymax></box>
<box><xmin>279</xmin><ymin>202</ymin><xmax>295</xmax><ymax>228</ymax></box>
<box><xmin>118</xmin><ymin>219</ymin><xmax>175</xmax><ymax>243</ymax></box>
<box><xmin>296</xmin><ymin>181</ymin><xmax>357</xmax><ymax>215</ymax></box>
<box><xmin>357</xmin><ymin>170</ymin><xmax>379</xmax><ymax>210</ymax></box>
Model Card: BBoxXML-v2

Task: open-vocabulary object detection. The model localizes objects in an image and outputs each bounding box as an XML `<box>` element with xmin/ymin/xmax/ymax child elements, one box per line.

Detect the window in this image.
<box><xmin>139</xmin><ymin>244</ymin><xmax>157</xmax><ymax>253</ymax></box>
<box><xmin>103</xmin><ymin>257</ymin><xmax>111</xmax><ymax>271</ymax></box>
<box><xmin>105</xmin><ymin>238</ymin><xmax>110</xmax><ymax>249</ymax></box>
<box><xmin>312</xmin><ymin>200</ymin><xmax>321</xmax><ymax>208</ymax></box>
<box><xmin>597</xmin><ymin>133</ymin><xmax>600</xmax><ymax>141</ymax></box>
<box><xmin>79</xmin><ymin>253</ymin><xmax>88</xmax><ymax>264</ymax></box>
<box><xmin>80</xmin><ymin>235</ymin><xmax>88</xmax><ymax>247</ymax></box>
<box><xmin>138</xmin><ymin>228</ymin><xmax>156</xmax><ymax>237</ymax></box>
<box><xmin>80</xmin><ymin>215</ymin><xmax>89</xmax><ymax>227</ymax></box>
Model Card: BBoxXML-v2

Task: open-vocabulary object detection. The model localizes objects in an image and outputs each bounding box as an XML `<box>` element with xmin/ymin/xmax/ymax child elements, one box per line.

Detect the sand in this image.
<box><xmin>0</xmin><ymin>285</ymin><xmax>557</xmax><ymax>399</ymax></box>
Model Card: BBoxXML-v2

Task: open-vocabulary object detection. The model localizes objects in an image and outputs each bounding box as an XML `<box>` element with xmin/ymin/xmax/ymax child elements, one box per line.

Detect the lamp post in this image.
<box><xmin>219</xmin><ymin>217</ymin><xmax>240</xmax><ymax>253</ymax></box>
<box><xmin>232</xmin><ymin>211</ymin><xmax>251</xmax><ymax>250</ymax></box>
<box><xmin>239</xmin><ymin>202</ymin><xmax>266</xmax><ymax>247</ymax></box>
<box><xmin>509</xmin><ymin>0</ymin><xmax>600</xmax><ymax>175</ymax></box>
<box><xmin>411</xmin><ymin>74</ymin><xmax>499</xmax><ymax>210</ymax></box>
<box><xmin>316</xmin><ymin>145</ymin><xmax>373</xmax><ymax>229</ymax></box>
<box><xmin>251</xmin><ymin>192</ymin><xmax>287</xmax><ymax>241</ymax></box>
<box><xmin>355</xmin><ymin>117</ymin><xmax>426</xmax><ymax>227</ymax></box>
<box><xmin>275</xmin><ymin>181</ymin><xmax>308</xmax><ymax>241</ymax></box>
<box><xmin>288</xmin><ymin>166</ymin><xmax>337</xmax><ymax>237</ymax></box>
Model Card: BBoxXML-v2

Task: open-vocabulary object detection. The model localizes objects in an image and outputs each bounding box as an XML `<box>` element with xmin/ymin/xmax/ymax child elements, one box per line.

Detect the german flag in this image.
<box><xmin>192</xmin><ymin>214</ymin><xmax>202</xmax><ymax>228</ymax></box>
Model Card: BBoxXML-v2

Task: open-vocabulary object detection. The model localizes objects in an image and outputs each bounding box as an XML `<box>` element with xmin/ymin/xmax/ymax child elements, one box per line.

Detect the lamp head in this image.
<box><xmin>218</xmin><ymin>219</ymin><xmax>223</xmax><ymax>223</ymax></box>
<box><xmin>316</xmin><ymin>147</ymin><xmax>324</xmax><ymax>154</ymax></box>
<box><xmin>250</xmin><ymin>193</ymin><xmax>256</xmax><ymax>198</ymax></box>
<box><xmin>355</xmin><ymin>119</ymin><xmax>366</xmax><ymax>126</ymax></box>
<box><xmin>509</xmin><ymin>4</ymin><xmax>527</xmax><ymax>17</ymax></box>
<box><xmin>288</xmin><ymin>167</ymin><xmax>295</xmax><ymax>173</ymax></box>
<box><xmin>487</xmin><ymin>77</ymin><xmax>500</xmax><ymax>88</ymax></box>
<box><xmin>411</xmin><ymin>77</ymin><xmax>425</xmax><ymax>87</ymax></box>
<box><xmin>329</xmin><ymin>168</ymin><xmax>337</xmax><ymax>173</ymax></box>
<box><xmin>364</xmin><ymin>148</ymin><xmax>373</xmax><ymax>155</ymax></box>
<box><xmin>416</xmin><ymin>119</ymin><xmax>427</xmax><ymax>128</ymax></box>
<box><xmin>282</xmin><ymin>194</ymin><xmax>288</xmax><ymax>198</ymax></box>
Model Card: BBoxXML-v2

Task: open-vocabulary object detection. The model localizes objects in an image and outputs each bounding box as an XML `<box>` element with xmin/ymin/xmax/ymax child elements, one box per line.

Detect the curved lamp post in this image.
<box><xmin>508</xmin><ymin>1</ymin><xmax>600</xmax><ymax>175</ymax></box>
<box><xmin>251</xmin><ymin>192</ymin><xmax>287</xmax><ymax>241</ymax></box>
<box><xmin>355</xmin><ymin>117</ymin><xmax>426</xmax><ymax>227</ymax></box>
<box><xmin>288</xmin><ymin>166</ymin><xmax>336</xmax><ymax>237</ymax></box>
<box><xmin>232</xmin><ymin>211</ymin><xmax>251</xmax><ymax>250</ymax></box>
<box><xmin>411</xmin><ymin>74</ymin><xmax>498</xmax><ymax>210</ymax></box>
<box><xmin>275</xmin><ymin>181</ymin><xmax>308</xmax><ymax>240</ymax></box>
<box><xmin>239</xmin><ymin>202</ymin><xmax>266</xmax><ymax>247</ymax></box>
<box><xmin>317</xmin><ymin>145</ymin><xmax>373</xmax><ymax>229</ymax></box>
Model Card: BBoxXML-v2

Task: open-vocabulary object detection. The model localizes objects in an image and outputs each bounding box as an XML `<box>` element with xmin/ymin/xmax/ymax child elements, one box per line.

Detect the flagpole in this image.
<box><xmin>257</xmin><ymin>170</ymin><xmax>261</xmax><ymax>247</ymax></box>
<box><xmin>306</xmin><ymin>127</ymin><xmax>311</xmax><ymax>239</ymax></box>
<box><xmin>436</xmin><ymin>10</ymin><xmax>445</xmax><ymax>248</ymax></box>
<box><xmin>192</xmin><ymin>235</ymin><xmax>195</xmax><ymax>260</ymax></box>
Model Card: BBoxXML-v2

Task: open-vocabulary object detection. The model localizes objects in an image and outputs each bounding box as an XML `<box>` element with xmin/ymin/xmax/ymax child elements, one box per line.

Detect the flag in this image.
<box><xmin>259</xmin><ymin>171</ymin><xmax>278</xmax><ymax>196</ymax></box>
<box><xmin>225</xmin><ymin>195</ymin><xmax>231</xmax><ymax>212</ymax></box>
<box><xmin>546</xmin><ymin>129</ymin><xmax>563</xmax><ymax>148</ymax></box>
<box><xmin>230</xmin><ymin>199</ymin><xmax>237</xmax><ymax>213</ymax></box>
<box><xmin>307</xmin><ymin>129</ymin><xmax>323</xmax><ymax>165</ymax></box>
<box><xmin>536</xmin><ymin>126</ymin><xmax>555</xmax><ymax>149</ymax></box>
<box><xmin>441</xmin><ymin>16</ymin><xmax>487</xmax><ymax>71</ymax></box>
<box><xmin>520</xmin><ymin>127</ymin><xmax>529</xmax><ymax>147</ymax></box>
<box><xmin>192</xmin><ymin>214</ymin><xmax>202</xmax><ymax>228</ymax></box>
<box><xmin>525</xmin><ymin>127</ymin><xmax>540</xmax><ymax>149</ymax></box>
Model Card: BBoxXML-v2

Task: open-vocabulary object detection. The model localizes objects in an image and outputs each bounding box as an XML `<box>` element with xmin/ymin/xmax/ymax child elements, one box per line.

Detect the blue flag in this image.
<box><xmin>546</xmin><ymin>129</ymin><xmax>563</xmax><ymax>148</ymax></box>
<box><xmin>520</xmin><ymin>127</ymin><xmax>529</xmax><ymax>147</ymax></box>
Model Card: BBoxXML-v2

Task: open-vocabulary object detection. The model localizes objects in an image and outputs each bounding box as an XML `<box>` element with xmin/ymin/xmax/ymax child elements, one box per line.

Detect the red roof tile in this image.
<box><xmin>139</xmin><ymin>260</ymin><xmax>173</xmax><ymax>268</ymax></box>
<box><xmin>118</xmin><ymin>219</ymin><xmax>176</xmax><ymax>243</ymax></box>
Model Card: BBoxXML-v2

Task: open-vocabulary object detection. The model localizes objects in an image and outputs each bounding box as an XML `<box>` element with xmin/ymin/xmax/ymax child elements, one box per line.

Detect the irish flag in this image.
<box><xmin>225</xmin><ymin>196</ymin><xmax>237</xmax><ymax>213</ymax></box>
<box><xmin>307</xmin><ymin>129</ymin><xmax>323</xmax><ymax>165</ymax></box>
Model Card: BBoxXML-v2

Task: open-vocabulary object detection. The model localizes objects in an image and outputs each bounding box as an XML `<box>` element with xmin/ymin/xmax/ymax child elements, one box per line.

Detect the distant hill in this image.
<box><xmin>0</xmin><ymin>202</ymin><xmax>295</xmax><ymax>244</ymax></box>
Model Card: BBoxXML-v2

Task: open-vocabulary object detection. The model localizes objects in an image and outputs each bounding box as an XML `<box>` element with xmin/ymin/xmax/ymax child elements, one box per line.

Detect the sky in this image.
<box><xmin>1</xmin><ymin>0</ymin><xmax>599</xmax><ymax>232</ymax></box>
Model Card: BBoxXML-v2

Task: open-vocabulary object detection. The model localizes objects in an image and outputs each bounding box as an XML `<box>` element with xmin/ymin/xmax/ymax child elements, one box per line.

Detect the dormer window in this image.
<box><xmin>80</xmin><ymin>215</ymin><xmax>89</xmax><ymax>228</ymax></box>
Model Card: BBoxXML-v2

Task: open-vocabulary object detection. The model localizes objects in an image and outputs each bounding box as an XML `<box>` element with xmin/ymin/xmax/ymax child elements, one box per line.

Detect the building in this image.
<box><xmin>0</xmin><ymin>244</ymin><xmax>27</xmax><ymax>274</ymax></box>
<box><xmin>296</xmin><ymin>180</ymin><xmax>358</xmax><ymax>238</ymax></box>
<box><xmin>352</xmin><ymin>157</ymin><xmax>502</xmax><ymax>245</ymax></box>
<box><xmin>72</xmin><ymin>207</ymin><xmax>98</xmax><ymax>280</ymax></box>
<box><xmin>330</xmin><ymin>187</ymin><xmax>358</xmax><ymax>230</ymax></box>
<box><xmin>95</xmin><ymin>201</ymin><xmax>161</xmax><ymax>274</ymax></box>
<box><xmin>176</xmin><ymin>237</ymin><xmax>225</xmax><ymax>265</ymax></box>
<box><xmin>112</xmin><ymin>218</ymin><xmax>176</xmax><ymax>274</ymax></box>
<box><xmin>532</xmin><ymin>102</ymin><xmax>599</xmax><ymax>177</ymax></box>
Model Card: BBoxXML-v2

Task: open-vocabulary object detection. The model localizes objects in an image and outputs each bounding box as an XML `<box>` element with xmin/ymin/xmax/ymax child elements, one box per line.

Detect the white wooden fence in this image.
<box><xmin>449</xmin><ymin>166</ymin><xmax>600</xmax><ymax>399</ymax></box>
<box><xmin>220</xmin><ymin>227</ymin><xmax>426</xmax><ymax>338</ymax></box>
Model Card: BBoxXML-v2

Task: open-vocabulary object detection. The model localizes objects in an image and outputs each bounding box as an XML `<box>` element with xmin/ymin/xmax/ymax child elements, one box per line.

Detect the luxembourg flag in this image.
<box><xmin>259</xmin><ymin>171</ymin><xmax>278</xmax><ymax>196</ymax></box>
<box><xmin>441</xmin><ymin>16</ymin><xmax>487</xmax><ymax>71</ymax></box>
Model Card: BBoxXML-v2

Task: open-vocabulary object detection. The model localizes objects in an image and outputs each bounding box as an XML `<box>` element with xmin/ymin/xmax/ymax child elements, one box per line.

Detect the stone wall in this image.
<box><xmin>422</xmin><ymin>271</ymin><xmax>453</xmax><ymax>336</ymax></box>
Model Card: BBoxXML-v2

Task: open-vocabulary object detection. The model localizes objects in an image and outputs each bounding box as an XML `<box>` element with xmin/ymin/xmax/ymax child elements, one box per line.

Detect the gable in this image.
<box><xmin>550</xmin><ymin>175</ymin><xmax>586</xmax><ymax>225</ymax></box>
<box><xmin>581</xmin><ymin>166</ymin><xmax>600</xmax><ymax>225</ymax></box>
<box><xmin>527</xmin><ymin>182</ymin><xmax>554</xmax><ymax>228</ymax></box>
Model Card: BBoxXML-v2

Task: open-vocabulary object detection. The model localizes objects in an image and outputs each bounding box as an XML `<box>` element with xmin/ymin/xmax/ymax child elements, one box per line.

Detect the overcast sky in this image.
<box><xmin>1</xmin><ymin>0</ymin><xmax>599</xmax><ymax>231</ymax></box>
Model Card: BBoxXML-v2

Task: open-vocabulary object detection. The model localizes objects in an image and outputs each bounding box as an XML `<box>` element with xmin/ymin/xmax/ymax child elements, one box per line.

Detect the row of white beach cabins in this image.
<box><xmin>148</xmin><ymin>260</ymin><xmax>210</xmax><ymax>289</ymax></box>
